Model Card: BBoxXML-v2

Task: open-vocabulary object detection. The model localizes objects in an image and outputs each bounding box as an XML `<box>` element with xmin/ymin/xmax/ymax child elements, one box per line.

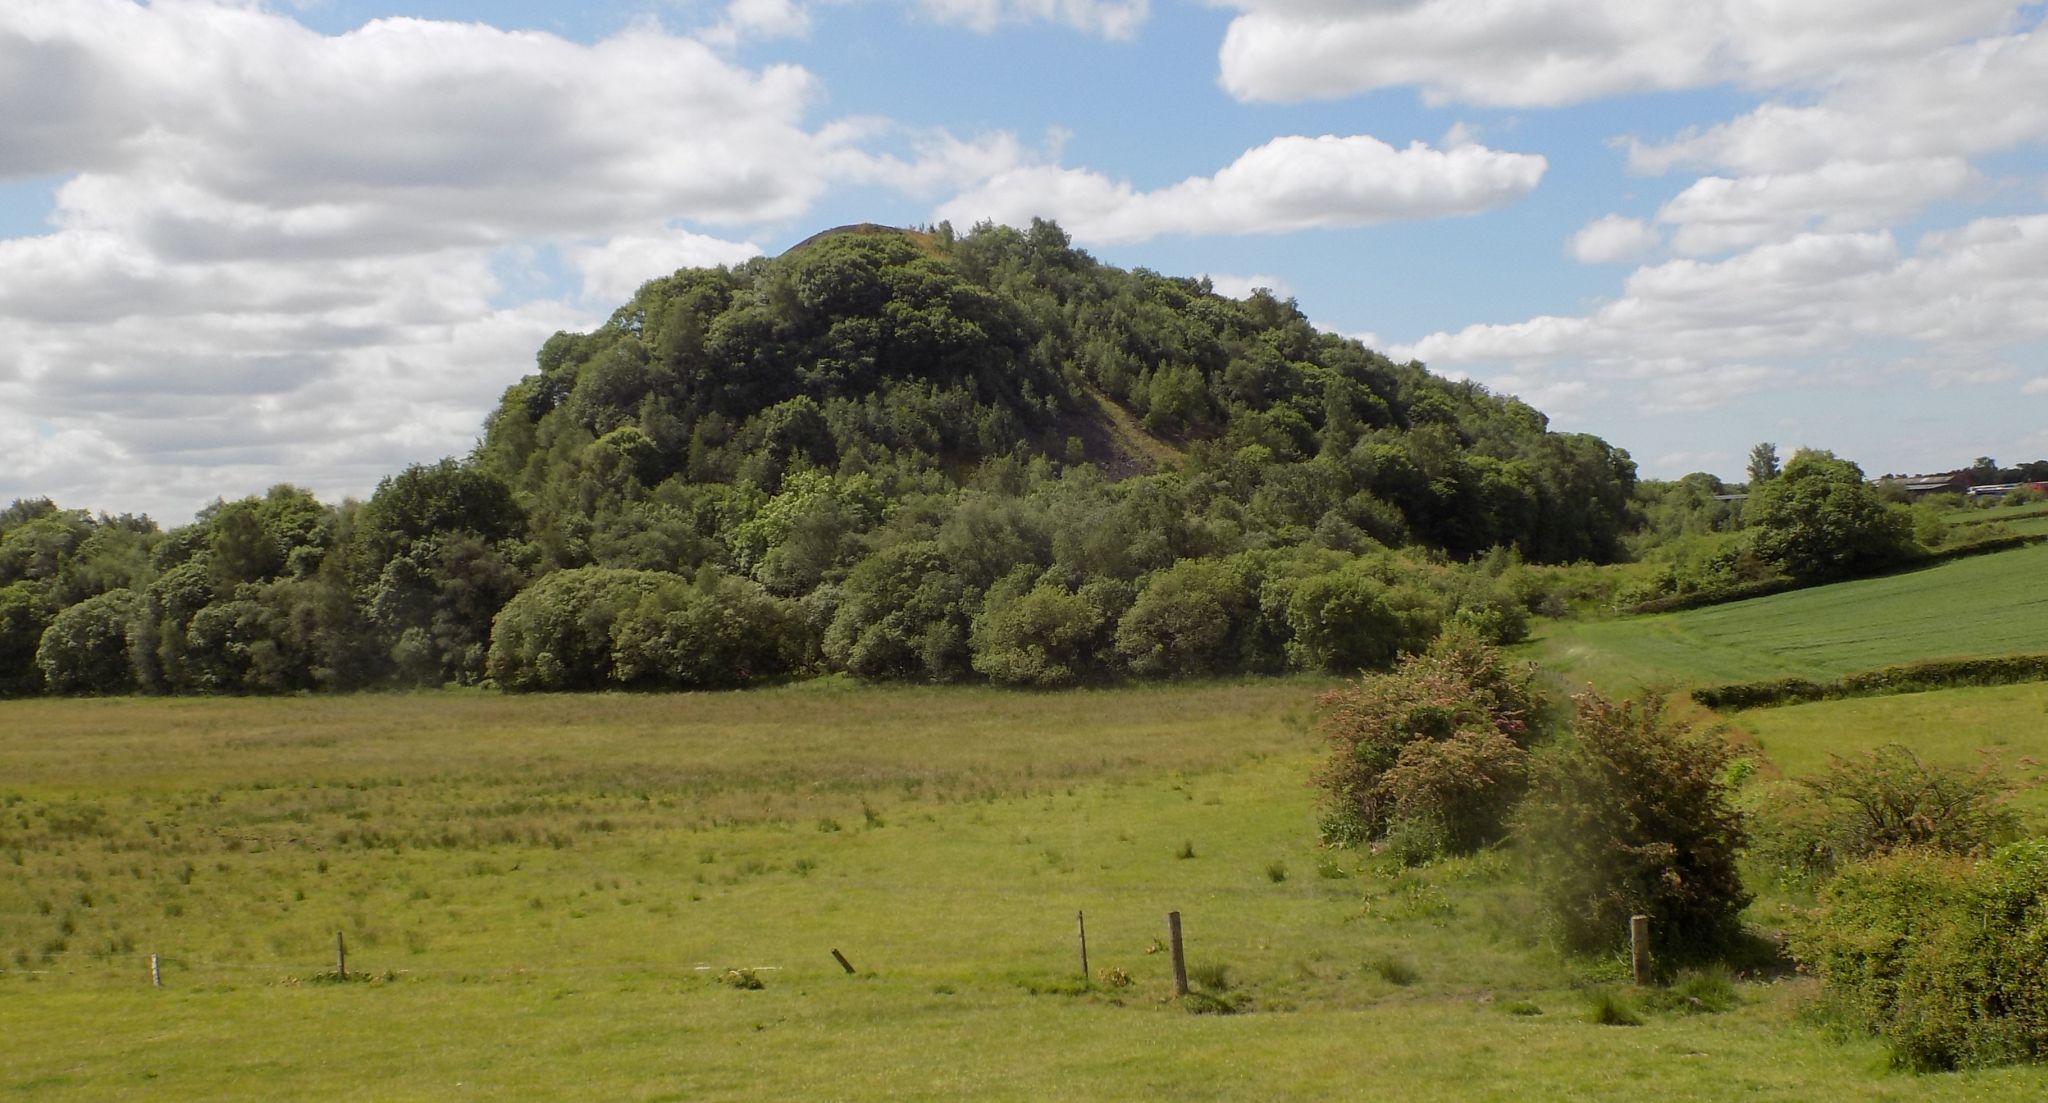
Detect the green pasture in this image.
<box><xmin>1528</xmin><ymin>541</ymin><xmax>2048</xmax><ymax>694</ymax></box>
<box><xmin>4</xmin><ymin>687</ymin><xmax>2045</xmax><ymax>1099</ymax></box>
<box><xmin>1731</xmin><ymin>682</ymin><xmax>2048</xmax><ymax>815</ymax></box>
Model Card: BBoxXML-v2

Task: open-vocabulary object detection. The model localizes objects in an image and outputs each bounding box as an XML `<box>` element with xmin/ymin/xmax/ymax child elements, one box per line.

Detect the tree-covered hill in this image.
<box><xmin>2</xmin><ymin>221</ymin><xmax>1641</xmax><ymax>697</ymax></box>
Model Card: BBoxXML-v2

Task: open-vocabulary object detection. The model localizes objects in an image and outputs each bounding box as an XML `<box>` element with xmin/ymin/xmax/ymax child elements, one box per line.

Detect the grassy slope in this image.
<box><xmin>1527</xmin><ymin>541</ymin><xmax>2048</xmax><ymax>694</ymax></box>
<box><xmin>4</xmin><ymin>688</ymin><xmax>2042</xmax><ymax>1099</ymax></box>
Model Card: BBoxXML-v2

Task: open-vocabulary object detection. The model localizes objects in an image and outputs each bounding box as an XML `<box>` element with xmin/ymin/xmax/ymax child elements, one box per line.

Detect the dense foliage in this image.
<box><xmin>0</xmin><ymin>222</ymin><xmax>1644</xmax><ymax>696</ymax></box>
<box><xmin>1312</xmin><ymin>627</ymin><xmax>1543</xmax><ymax>859</ymax></box>
<box><xmin>1518</xmin><ymin>693</ymin><xmax>1750</xmax><ymax>957</ymax></box>
<box><xmin>1794</xmin><ymin>842</ymin><xmax>2048</xmax><ymax>1070</ymax></box>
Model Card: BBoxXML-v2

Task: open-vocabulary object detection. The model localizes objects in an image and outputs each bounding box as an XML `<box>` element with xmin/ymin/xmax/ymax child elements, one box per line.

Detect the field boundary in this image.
<box><xmin>1692</xmin><ymin>652</ymin><xmax>2048</xmax><ymax>711</ymax></box>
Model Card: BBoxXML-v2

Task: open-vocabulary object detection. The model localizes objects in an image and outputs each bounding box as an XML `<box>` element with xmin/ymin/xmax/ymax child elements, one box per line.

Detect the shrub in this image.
<box><xmin>35</xmin><ymin>589</ymin><xmax>141</xmax><ymax>695</ymax></box>
<box><xmin>485</xmin><ymin>567</ymin><xmax>669</xmax><ymax>690</ymax></box>
<box><xmin>1313</xmin><ymin>626</ymin><xmax>1541</xmax><ymax>857</ymax></box>
<box><xmin>1792</xmin><ymin>842</ymin><xmax>2048</xmax><ymax>1070</ymax></box>
<box><xmin>969</xmin><ymin>575</ymin><xmax>1113</xmax><ymax>687</ymax></box>
<box><xmin>1519</xmin><ymin>693</ymin><xmax>1749</xmax><ymax>956</ymax></box>
<box><xmin>608</xmin><ymin>568</ymin><xmax>809</xmax><ymax>689</ymax></box>
<box><xmin>1751</xmin><ymin>745</ymin><xmax>2018</xmax><ymax>880</ymax></box>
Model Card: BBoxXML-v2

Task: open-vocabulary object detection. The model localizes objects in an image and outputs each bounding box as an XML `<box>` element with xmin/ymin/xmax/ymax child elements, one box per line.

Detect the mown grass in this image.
<box><xmin>1527</xmin><ymin>541</ymin><xmax>2048</xmax><ymax>694</ymax></box>
<box><xmin>6</xmin><ymin>684</ymin><xmax>2046</xmax><ymax>1099</ymax></box>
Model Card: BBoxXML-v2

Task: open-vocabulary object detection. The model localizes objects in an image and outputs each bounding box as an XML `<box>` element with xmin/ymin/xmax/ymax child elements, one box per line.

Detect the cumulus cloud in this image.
<box><xmin>1630</xmin><ymin>27</ymin><xmax>2048</xmax><ymax>176</ymax></box>
<box><xmin>1214</xmin><ymin>0</ymin><xmax>2023</xmax><ymax>107</ymax></box>
<box><xmin>918</xmin><ymin>0</ymin><xmax>1150</xmax><ymax>39</ymax></box>
<box><xmin>699</xmin><ymin>0</ymin><xmax>814</xmax><ymax>47</ymax></box>
<box><xmin>1568</xmin><ymin>215</ymin><xmax>1660</xmax><ymax>264</ymax></box>
<box><xmin>935</xmin><ymin>134</ymin><xmax>1545</xmax><ymax>244</ymax></box>
<box><xmin>0</xmin><ymin>0</ymin><xmax>1024</xmax><ymax>521</ymax></box>
<box><xmin>1398</xmin><ymin>215</ymin><xmax>2048</xmax><ymax>423</ymax></box>
<box><xmin>1655</xmin><ymin>159</ymin><xmax>1979</xmax><ymax>256</ymax></box>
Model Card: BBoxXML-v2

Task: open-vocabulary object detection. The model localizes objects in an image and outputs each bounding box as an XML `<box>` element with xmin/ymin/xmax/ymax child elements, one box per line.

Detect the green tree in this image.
<box><xmin>1745</xmin><ymin>450</ymin><xmax>1915</xmax><ymax>581</ymax></box>
<box><xmin>1746</xmin><ymin>442</ymin><xmax>1780</xmax><ymax>486</ymax></box>
<box><xmin>35</xmin><ymin>589</ymin><xmax>142</xmax><ymax>695</ymax></box>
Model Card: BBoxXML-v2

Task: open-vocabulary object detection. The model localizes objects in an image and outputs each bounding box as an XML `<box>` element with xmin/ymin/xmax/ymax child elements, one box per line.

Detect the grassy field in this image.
<box><xmin>5</xmin><ymin>686</ymin><xmax>2046</xmax><ymax>1099</ymax></box>
<box><xmin>1527</xmin><ymin>540</ymin><xmax>2048</xmax><ymax>693</ymax></box>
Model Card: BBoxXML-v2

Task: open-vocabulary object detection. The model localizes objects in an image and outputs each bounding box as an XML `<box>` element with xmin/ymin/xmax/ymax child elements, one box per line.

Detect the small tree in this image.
<box><xmin>1746</xmin><ymin>442</ymin><xmax>1780</xmax><ymax>486</ymax></box>
<box><xmin>1519</xmin><ymin>693</ymin><xmax>1749</xmax><ymax>955</ymax></box>
<box><xmin>1313</xmin><ymin>626</ymin><xmax>1541</xmax><ymax>858</ymax></box>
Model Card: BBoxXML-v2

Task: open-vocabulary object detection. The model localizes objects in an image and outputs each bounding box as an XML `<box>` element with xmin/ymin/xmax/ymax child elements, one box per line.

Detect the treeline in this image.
<box><xmin>1</xmin><ymin>221</ymin><xmax>1641</xmax><ymax>696</ymax></box>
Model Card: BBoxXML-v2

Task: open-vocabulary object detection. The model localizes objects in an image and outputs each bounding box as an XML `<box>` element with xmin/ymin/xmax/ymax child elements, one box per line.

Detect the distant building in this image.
<box><xmin>1884</xmin><ymin>471</ymin><xmax>1972</xmax><ymax>495</ymax></box>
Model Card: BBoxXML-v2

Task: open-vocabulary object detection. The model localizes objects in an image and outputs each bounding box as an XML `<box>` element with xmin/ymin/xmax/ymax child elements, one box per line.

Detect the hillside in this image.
<box><xmin>1</xmin><ymin>221</ymin><xmax>1641</xmax><ymax>697</ymax></box>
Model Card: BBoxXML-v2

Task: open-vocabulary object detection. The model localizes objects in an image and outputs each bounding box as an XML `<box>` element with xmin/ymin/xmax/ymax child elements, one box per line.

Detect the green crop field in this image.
<box><xmin>1528</xmin><ymin>541</ymin><xmax>2048</xmax><ymax>694</ymax></box>
<box><xmin>5</xmin><ymin>687</ymin><xmax>2045</xmax><ymax>1100</ymax></box>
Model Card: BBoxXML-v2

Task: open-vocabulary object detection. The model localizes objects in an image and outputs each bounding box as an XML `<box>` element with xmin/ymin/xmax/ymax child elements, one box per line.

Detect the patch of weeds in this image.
<box><xmin>815</xmin><ymin>817</ymin><xmax>842</xmax><ymax>833</ymax></box>
<box><xmin>1642</xmin><ymin>966</ymin><xmax>1741</xmax><ymax>1015</ymax></box>
<box><xmin>1183</xmin><ymin>989</ymin><xmax>1252</xmax><ymax>1015</ymax></box>
<box><xmin>1176</xmin><ymin>840</ymin><xmax>1197</xmax><ymax>860</ymax></box>
<box><xmin>1097</xmin><ymin>965</ymin><xmax>1133</xmax><ymax>989</ymax></box>
<box><xmin>1367</xmin><ymin>954</ymin><xmax>1419</xmax><ymax>986</ymax></box>
<box><xmin>1500</xmin><ymin>999</ymin><xmax>1543</xmax><ymax>1016</ymax></box>
<box><xmin>1265</xmin><ymin>860</ymin><xmax>1288</xmax><ymax>883</ymax></box>
<box><xmin>1314</xmin><ymin>854</ymin><xmax>1350</xmax><ymax>880</ymax></box>
<box><xmin>1584</xmin><ymin>988</ymin><xmax>1643</xmax><ymax>1026</ymax></box>
<box><xmin>791</xmin><ymin>857</ymin><xmax>817</xmax><ymax>877</ymax></box>
<box><xmin>1188</xmin><ymin>962</ymin><xmax>1231</xmax><ymax>992</ymax></box>
<box><xmin>721</xmin><ymin>968</ymin><xmax>765</xmax><ymax>991</ymax></box>
<box><xmin>861</xmin><ymin>805</ymin><xmax>885</xmax><ymax>829</ymax></box>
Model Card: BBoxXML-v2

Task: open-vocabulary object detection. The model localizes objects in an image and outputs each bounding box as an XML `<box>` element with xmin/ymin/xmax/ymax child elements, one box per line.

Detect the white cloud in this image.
<box><xmin>2024</xmin><ymin>376</ymin><xmax>2048</xmax><ymax>395</ymax></box>
<box><xmin>1568</xmin><ymin>215</ymin><xmax>1660</xmax><ymax>264</ymax></box>
<box><xmin>568</xmin><ymin>229</ymin><xmax>765</xmax><ymax>306</ymax></box>
<box><xmin>1215</xmin><ymin>0</ymin><xmax>2024</xmax><ymax>107</ymax></box>
<box><xmin>1399</xmin><ymin>215</ymin><xmax>2048</xmax><ymax>423</ymax></box>
<box><xmin>936</xmin><ymin>133</ymin><xmax>1544</xmax><ymax>244</ymax></box>
<box><xmin>1655</xmin><ymin>159</ymin><xmax>1979</xmax><ymax>256</ymax></box>
<box><xmin>699</xmin><ymin>0</ymin><xmax>813</xmax><ymax>47</ymax></box>
<box><xmin>918</xmin><ymin>0</ymin><xmax>1150</xmax><ymax>39</ymax></box>
<box><xmin>1630</xmin><ymin>27</ymin><xmax>2048</xmax><ymax>176</ymax></box>
<box><xmin>0</xmin><ymin>0</ymin><xmax>1023</xmax><ymax>521</ymax></box>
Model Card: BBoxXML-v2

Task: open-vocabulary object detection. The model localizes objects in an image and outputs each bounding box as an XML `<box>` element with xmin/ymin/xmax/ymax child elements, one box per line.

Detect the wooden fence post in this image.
<box><xmin>1167</xmin><ymin>911</ymin><xmax>1188</xmax><ymax>998</ymax></box>
<box><xmin>150</xmin><ymin>953</ymin><xmax>161</xmax><ymax>988</ymax></box>
<box><xmin>1629</xmin><ymin>915</ymin><xmax>1651</xmax><ymax>985</ymax></box>
<box><xmin>1077</xmin><ymin>910</ymin><xmax>1089</xmax><ymax>981</ymax></box>
<box><xmin>831</xmin><ymin>948</ymin><xmax>856</xmax><ymax>974</ymax></box>
<box><xmin>336</xmin><ymin>930</ymin><xmax>347</xmax><ymax>980</ymax></box>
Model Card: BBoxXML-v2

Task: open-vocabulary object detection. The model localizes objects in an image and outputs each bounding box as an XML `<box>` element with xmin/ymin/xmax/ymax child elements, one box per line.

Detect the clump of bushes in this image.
<box><xmin>1750</xmin><ymin>745</ymin><xmax>2019</xmax><ymax>880</ymax></box>
<box><xmin>1517</xmin><ymin>693</ymin><xmax>1749</xmax><ymax>956</ymax></box>
<box><xmin>1793</xmin><ymin>841</ymin><xmax>2048</xmax><ymax>1070</ymax></box>
<box><xmin>1312</xmin><ymin>627</ymin><xmax>1542</xmax><ymax>858</ymax></box>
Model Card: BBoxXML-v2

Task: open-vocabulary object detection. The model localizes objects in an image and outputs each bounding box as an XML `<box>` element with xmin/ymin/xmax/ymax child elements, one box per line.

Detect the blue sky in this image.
<box><xmin>4</xmin><ymin>0</ymin><xmax>2047</xmax><ymax>522</ymax></box>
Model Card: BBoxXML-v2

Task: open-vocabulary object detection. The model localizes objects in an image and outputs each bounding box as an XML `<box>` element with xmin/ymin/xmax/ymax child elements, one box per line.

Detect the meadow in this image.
<box><xmin>5</xmin><ymin>683</ymin><xmax>2047</xmax><ymax>1099</ymax></box>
